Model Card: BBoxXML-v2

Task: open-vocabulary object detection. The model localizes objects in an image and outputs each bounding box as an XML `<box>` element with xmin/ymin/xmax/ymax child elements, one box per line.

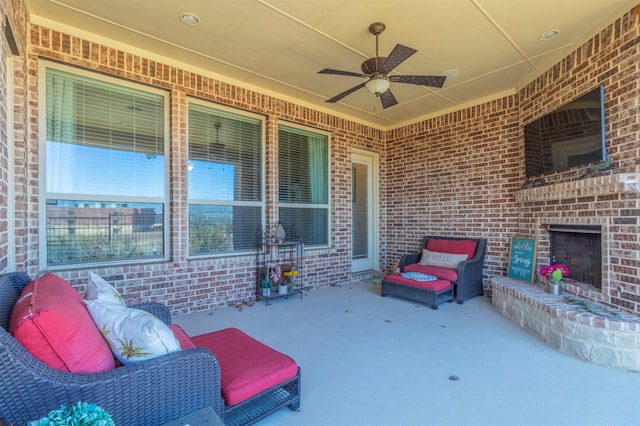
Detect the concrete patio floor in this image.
<box><xmin>174</xmin><ymin>281</ymin><xmax>640</xmax><ymax>426</ymax></box>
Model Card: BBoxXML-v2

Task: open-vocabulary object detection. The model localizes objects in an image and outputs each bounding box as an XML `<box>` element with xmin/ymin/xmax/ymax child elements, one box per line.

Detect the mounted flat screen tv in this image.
<box><xmin>524</xmin><ymin>86</ymin><xmax>606</xmax><ymax>177</ymax></box>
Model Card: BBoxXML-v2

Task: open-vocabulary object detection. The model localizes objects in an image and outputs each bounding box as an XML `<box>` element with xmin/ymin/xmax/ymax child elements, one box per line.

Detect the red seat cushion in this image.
<box><xmin>404</xmin><ymin>264</ymin><xmax>458</xmax><ymax>281</ymax></box>
<box><xmin>426</xmin><ymin>238</ymin><xmax>477</xmax><ymax>260</ymax></box>
<box><xmin>383</xmin><ymin>274</ymin><xmax>451</xmax><ymax>291</ymax></box>
<box><xmin>191</xmin><ymin>327</ymin><xmax>298</xmax><ymax>406</ymax></box>
<box><xmin>9</xmin><ymin>273</ymin><xmax>115</xmax><ymax>373</ymax></box>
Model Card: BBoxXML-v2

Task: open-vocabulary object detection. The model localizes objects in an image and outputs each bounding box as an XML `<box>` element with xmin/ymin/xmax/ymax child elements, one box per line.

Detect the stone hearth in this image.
<box><xmin>491</xmin><ymin>276</ymin><xmax>640</xmax><ymax>371</ymax></box>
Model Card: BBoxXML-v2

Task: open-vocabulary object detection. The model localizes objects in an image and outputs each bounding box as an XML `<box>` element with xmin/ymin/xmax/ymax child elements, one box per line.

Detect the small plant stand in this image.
<box><xmin>256</xmin><ymin>225</ymin><xmax>303</xmax><ymax>305</ymax></box>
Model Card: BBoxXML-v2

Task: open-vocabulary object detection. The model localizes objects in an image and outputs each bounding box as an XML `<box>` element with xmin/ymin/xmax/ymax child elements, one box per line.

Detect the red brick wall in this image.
<box><xmin>385</xmin><ymin>6</ymin><xmax>639</xmax><ymax>313</ymax></box>
<box><xmin>2</xmin><ymin>1</ymin><xmax>638</xmax><ymax>315</ymax></box>
<box><xmin>515</xmin><ymin>6</ymin><xmax>640</xmax><ymax>313</ymax></box>
<box><xmin>0</xmin><ymin>0</ymin><xmax>28</xmax><ymax>273</ymax></box>
<box><xmin>384</xmin><ymin>97</ymin><xmax>522</xmax><ymax>282</ymax></box>
<box><xmin>18</xmin><ymin>23</ymin><xmax>385</xmax><ymax>313</ymax></box>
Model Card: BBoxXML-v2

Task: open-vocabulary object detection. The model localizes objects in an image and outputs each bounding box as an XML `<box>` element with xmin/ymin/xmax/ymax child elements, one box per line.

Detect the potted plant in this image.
<box><xmin>31</xmin><ymin>402</ymin><xmax>114</xmax><ymax>425</ymax></box>
<box><xmin>261</xmin><ymin>279</ymin><xmax>272</xmax><ymax>297</ymax></box>
<box><xmin>539</xmin><ymin>264</ymin><xmax>569</xmax><ymax>295</ymax></box>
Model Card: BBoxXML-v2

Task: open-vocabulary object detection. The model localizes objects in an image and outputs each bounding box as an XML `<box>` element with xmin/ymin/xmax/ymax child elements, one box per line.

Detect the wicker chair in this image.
<box><xmin>0</xmin><ymin>272</ymin><xmax>222</xmax><ymax>425</ymax></box>
<box><xmin>398</xmin><ymin>236</ymin><xmax>487</xmax><ymax>304</ymax></box>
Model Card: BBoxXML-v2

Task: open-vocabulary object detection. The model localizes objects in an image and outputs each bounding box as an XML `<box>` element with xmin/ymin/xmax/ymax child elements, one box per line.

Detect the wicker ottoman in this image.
<box><xmin>381</xmin><ymin>273</ymin><xmax>453</xmax><ymax>310</ymax></box>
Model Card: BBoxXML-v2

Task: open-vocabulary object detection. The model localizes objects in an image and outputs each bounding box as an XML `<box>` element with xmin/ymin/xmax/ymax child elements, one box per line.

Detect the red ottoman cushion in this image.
<box><xmin>383</xmin><ymin>274</ymin><xmax>451</xmax><ymax>291</ymax></box>
<box><xmin>404</xmin><ymin>264</ymin><xmax>458</xmax><ymax>281</ymax></box>
<box><xmin>191</xmin><ymin>327</ymin><xmax>298</xmax><ymax>406</ymax></box>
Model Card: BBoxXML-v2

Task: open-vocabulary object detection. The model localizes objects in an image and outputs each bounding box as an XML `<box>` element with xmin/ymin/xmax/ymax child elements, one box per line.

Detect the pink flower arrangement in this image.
<box><xmin>266</xmin><ymin>261</ymin><xmax>282</xmax><ymax>284</ymax></box>
<box><xmin>539</xmin><ymin>264</ymin><xmax>569</xmax><ymax>284</ymax></box>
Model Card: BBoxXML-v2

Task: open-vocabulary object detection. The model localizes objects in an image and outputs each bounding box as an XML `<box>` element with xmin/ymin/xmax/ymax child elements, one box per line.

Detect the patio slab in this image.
<box><xmin>174</xmin><ymin>281</ymin><xmax>640</xmax><ymax>426</ymax></box>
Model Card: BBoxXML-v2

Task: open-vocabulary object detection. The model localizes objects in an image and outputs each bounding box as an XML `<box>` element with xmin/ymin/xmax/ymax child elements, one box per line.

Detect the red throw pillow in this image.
<box><xmin>9</xmin><ymin>273</ymin><xmax>115</xmax><ymax>373</ymax></box>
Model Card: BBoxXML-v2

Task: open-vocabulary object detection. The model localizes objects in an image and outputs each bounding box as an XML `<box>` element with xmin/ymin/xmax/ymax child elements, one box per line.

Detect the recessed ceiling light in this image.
<box><xmin>180</xmin><ymin>12</ymin><xmax>200</xmax><ymax>26</ymax></box>
<box><xmin>538</xmin><ymin>30</ymin><xmax>559</xmax><ymax>40</ymax></box>
<box><xmin>442</xmin><ymin>69</ymin><xmax>459</xmax><ymax>79</ymax></box>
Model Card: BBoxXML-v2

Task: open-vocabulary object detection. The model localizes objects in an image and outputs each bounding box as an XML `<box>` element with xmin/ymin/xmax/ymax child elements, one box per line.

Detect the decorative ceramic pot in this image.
<box><xmin>548</xmin><ymin>282</ymin><xmax>562</xmax><ymax>295</ymax></box>
<box><xmin>278</xmin><ymin>283</ymin><xmax>288</xmax><ymax>295</ymax></box>
<box><xmin>273</xmin><ymin>222</ymin><xmax>286</xmax><ymax>243</ymax></box>
<box><xmin>262</xmin><ymin>287</ymin><xmax>271</xmax><ymax>297</ymax></box>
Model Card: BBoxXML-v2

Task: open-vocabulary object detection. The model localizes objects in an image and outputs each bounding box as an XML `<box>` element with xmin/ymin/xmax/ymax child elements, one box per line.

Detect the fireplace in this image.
<box><xmin>516</xmin><ymin>171</ymin><xmax>639</xmax><ymax>314</ymax></box>
<box><xmin>549</xmin><ymin>225</ymin><xmax>602</xmax><ymax>289</ymax></box>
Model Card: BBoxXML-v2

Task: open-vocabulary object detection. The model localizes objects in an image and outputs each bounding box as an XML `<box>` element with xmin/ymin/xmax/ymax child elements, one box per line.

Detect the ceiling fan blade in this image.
<box><xmin>390</xmin><ymin>75</ymin><xmax>447</xmax><ymax>88</ymax></box>
<box><xmin>379</xmin><ymin>89</ymin><xmax>398</xmax><ymax>109</ymax></box>
<box><xmin>318</xmin><ymin>68</ymin><xmax>367</xmax><ymax>78</ymax></box>
<box><xmin>326</xmin><ymin>82</ymin><xmax>367</xmax><ymax>103</ymax></box>
<box><xmin>381</xmin><ymin>44</ymin><xmax>417</xmax><ymax>74</ymax></box>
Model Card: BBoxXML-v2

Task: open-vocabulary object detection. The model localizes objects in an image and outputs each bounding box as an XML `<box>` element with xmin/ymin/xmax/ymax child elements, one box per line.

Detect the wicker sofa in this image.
<box><xmin>0</xmin><ymin>272</ymin><xmax>300</xmax><ymax>425</ymax></box>
<box><xmin>382</xmin><ymin>236</ymin><xmax>487</xmax><ymax>306</ymax></box>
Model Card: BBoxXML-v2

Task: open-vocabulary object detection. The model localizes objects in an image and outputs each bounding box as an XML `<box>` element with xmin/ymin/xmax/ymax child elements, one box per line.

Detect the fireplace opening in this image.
<box><xmin>549</xmin><ymin>225</ymin><xmax>602</xmax><ymax>289</ymax></box>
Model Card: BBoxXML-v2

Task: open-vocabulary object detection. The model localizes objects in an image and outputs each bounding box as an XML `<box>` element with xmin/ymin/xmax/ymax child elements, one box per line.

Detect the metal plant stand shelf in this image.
<box><xmin>256</xmin><ymin>225</ymin><xmax>303</xmax><ymax>305</ymax></box>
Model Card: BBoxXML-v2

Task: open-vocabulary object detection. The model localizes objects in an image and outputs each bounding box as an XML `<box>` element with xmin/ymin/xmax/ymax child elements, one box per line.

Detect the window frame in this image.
<box><xmin>186</xmin><ymin>97</ymin><xmax>266</xmax><ymax>259</ymax></box>
<box><xmin>38</xmin><ymin>61</ymin><xmax>170</xmax><ymax>269</ymax></box>
<box><xmin>277</xmin><ymin>121</ymin><xmax>331</xmax><ymax>249</ymax></box>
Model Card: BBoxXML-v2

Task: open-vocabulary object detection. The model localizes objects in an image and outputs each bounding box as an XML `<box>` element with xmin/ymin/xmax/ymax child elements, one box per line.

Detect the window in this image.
<box><xmin>188</xmin><ymin>102</ymin><xmax>263</xmax><ymax>256</ymax></box>
<box><xmin>42</xmin><ymin>65</ymin><xmax>167</xmax><ymax>267</ymax></box>
<box><xmin>278</xmin><ymin>124</ymin><xmax>329</xmax><ymax>247</ymax></box>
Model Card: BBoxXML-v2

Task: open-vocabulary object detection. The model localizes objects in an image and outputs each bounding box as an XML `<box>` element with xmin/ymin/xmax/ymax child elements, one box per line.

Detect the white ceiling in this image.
<box><xmin>27</xmin><ymin>0</ymin><xmax>637</xmax><ymax>129</ymax></box>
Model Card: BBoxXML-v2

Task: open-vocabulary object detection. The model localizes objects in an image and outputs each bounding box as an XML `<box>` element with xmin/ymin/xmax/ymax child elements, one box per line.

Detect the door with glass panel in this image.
<box><xmin>351</xmin><ymin>151</ymin><xmax>378</xmax><ymax>273</ymax></box>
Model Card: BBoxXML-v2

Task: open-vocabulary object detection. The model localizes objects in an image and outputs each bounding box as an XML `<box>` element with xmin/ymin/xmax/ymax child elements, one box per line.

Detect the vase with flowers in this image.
<box><xmin>539</xmin><ymin>264</ymin><xmax>569</xmax><ymax>295</ymax></box>
<box><xmin>284</xmin><ymin>268</ymin><xmax>299</xmax><ymax>293</ymax></box>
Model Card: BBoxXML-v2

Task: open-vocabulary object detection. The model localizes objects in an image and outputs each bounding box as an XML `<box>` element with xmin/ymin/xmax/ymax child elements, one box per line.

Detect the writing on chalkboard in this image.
<box><xmin>507</xmin><ymin>237</ymin><xmax>537</xmax><ymax>283</ymax></box>
<box><xmin>513</xmin><ymin>238</ymin><xmax>534</xmax><ymax>251</ymax></box>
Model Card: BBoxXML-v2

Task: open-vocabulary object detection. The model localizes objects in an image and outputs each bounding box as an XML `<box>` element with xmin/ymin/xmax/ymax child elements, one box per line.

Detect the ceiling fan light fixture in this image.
<box><xmin>365</xmin><ymin>75</ymin><xmax>390</xmax><ymax>94</ymax></box>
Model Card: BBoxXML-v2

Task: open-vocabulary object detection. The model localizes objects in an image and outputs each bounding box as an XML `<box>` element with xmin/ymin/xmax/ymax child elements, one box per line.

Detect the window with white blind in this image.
<box><xmin>188</xmin><ymin>102</ymin><xmax>263</xmax><ymax>256</ymax></box>
<box><xmin>278</xmin><ymin>124</ymin><xmax>329</xmax><ymax>247</ymax></box>
<box><xmin>41</xmin><ymin>65</ymin><xmax>168</xmax><ymax>267</ymax></box>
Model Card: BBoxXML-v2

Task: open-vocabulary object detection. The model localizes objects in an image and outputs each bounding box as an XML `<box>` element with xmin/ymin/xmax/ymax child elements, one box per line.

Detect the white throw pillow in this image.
<box><xmin>419</xmin><ymin>249</ymin><xmax>468</xmax><ymax>269</ymax></box>
<box><xmin>85</xmin><ymin>272</ymin><xmax>125</xmax><ymax>305</ymax></box>
<box><xmin>86</xmin><ymin>299</ymin><xmax>180</xmax><ymax>364</ymax></box>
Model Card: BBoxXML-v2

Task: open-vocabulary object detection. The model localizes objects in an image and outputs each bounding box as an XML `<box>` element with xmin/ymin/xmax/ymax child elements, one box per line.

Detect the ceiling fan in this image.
<box><xmin>318</xmin><ymin>22</ymin><xmax>446</xmax><ymax>109</ymax></box>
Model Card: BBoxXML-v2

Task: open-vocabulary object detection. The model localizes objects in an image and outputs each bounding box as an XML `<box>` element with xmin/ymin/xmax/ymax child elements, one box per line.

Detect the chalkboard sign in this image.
<box><xmin>507</xmin><ymin>237</ymin><xmax>538</xmax><ymax>283</ymax></box>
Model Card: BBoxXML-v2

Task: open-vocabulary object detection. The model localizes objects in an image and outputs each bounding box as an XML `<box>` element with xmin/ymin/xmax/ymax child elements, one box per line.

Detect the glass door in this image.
<box><xmin>351</xmin><ymin>151</ymin><xmax>378</xmax><ymax>273</ymax></box>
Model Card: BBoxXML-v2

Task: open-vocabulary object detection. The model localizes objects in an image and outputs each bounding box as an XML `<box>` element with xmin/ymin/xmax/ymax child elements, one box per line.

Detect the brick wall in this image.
<box><xmin>385</xmin><ymin>6</ymin><xmax>639</xmax><ymax>314</ymax></box>
<box><xmin>516</xmin><ymin>6</ymin><xmax>640</xmax><ymax>314</ymax></box>
<box><xmin>384</xmin><ymin>97</ymin><xmax>522</xmax><ymax>284</ymax></box>
<box><xmin>18</xmin><ymin>23</ymin><xmax>385</xmax><ymax>313</ymax></box>
<box><xmin>2</xmin><ymin>1</ymin><xmax>638</xmax><ymax>314</ymax></box>
<box><xmin>0</xmin><ymin>0</ymin><xmax>28</xmax><ymax>273</ymax></box>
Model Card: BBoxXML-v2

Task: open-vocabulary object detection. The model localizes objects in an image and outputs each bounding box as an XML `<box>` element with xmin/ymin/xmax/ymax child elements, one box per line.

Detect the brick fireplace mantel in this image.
<box><xmin>516</xmin><ymin>171</ymin><xmax>639</xmax><ymax>204</ymax></box>
<box><xmin>513</xmin><ymin>169</ymin><xmax>640</xmax><ymax>314</ymax></box>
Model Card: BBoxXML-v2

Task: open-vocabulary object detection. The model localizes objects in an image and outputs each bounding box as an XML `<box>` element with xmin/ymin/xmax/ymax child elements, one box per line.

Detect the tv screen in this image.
<box><xmin>524</xmin><ymin>86</ymin><xmax>606</xmax><ymax>177</ymax></box>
